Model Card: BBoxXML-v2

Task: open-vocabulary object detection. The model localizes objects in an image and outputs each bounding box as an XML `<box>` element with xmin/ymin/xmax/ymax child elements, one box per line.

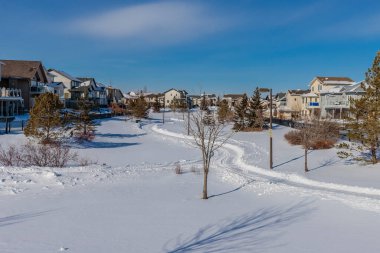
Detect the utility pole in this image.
<box><xmin>187</xmin><ymin>97</ymin><xmax>190</xmax><ymax>135</ymax></box>
<box><xmin>163</xmin><ymin>100</ymin><xmax>165</xmax><ymax>124</ymax></box>
<box><xmin>259</xmin><ymin>87</ymin><xmax>273</xmax><ymax>170</ymax></box>
<box><xmin>269</xmin><ymin>88</ymin><xmax>273</xmax><ymax>169</ymax></box>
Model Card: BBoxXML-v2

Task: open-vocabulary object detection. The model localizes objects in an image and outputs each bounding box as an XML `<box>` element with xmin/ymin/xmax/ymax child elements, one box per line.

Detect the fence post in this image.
<box><xmin>21</xmin><ymin>120</ymin><xmax>24</xmax><ymax>131</ymax></box>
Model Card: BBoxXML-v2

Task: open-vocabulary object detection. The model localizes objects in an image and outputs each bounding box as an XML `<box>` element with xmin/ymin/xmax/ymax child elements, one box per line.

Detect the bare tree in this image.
<box><xmin>187</xmin><ymin>111</ymin><xmax>232</xmax><ymax>199</ymax></box>
<box><xmin>294</xmin><ymin>119</ymin><xmax>339</xmax><ymax>172</ymax></box>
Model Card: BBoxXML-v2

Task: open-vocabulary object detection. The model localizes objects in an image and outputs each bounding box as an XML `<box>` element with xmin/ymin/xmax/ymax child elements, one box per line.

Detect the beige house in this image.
<box><xmin>163</xmin><ymin>88</ymin><xmax>188</xmax><ymax>107</ymax></box>
<box><xmin>303</xmin><ymin>76</ymin><xmax>355</xmax><ymax>117</ymax></box>
<box><xmin>277</xmin><ymin>90</ymin><xmax>309</xmax><ymax>119</ymax></box>
<box><xmin>48</xmin><ymin>69</ymin><xmax>82</xmax><ymax>100</ymax></box>
<box><xmin>144</xmin><ymin>93</ymin><xmax>164</xmax><ymax>107</ymax></box>
<box><xmin>223</xmin><ymin>94</ymin><xmax>245</xmax><ymax>108</ymax></box>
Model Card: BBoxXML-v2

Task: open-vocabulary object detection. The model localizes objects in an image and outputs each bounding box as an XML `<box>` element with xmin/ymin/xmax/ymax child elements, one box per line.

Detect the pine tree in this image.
<box><xmin>218</xmin><ymin>99</ymin><xmax>232</xmax><ymax>123</ymax></box>
<box><xmin>200</xmin><ymin>94</ymin><xmax>208</xmax><ymax>111</ymax></box>
<box><xmin>153</xmin><ymin>96</ymin><xmax>161</xmax><ymax>113</ymax></box>
<box><xmin>348</xmin><ymin>51</ymin><xmax>380</xmax><ymax>164</ymax></box>
<box><xmin>24</xmin><ymin>93</ymin><xmax>63</xmax><ymax>144</ymax></box>
<box><xmin>73</xmin><ymin>99</ymin><xmax>96</xmax><ymax>141</ymax></box>
<box><xmin>247</xmin><ymin>87</ymin><xmax>264</xmax><ymax>130</ymax></box>
<box><xmin>130</xmin><ymin>95</ymin><xmax>149</xmax><ymax>119</ymax></box>
<box><xmin>203</xmin><ymin>108</ymin><xmax>215</xmax><ymax>125</ymax></box>
<box><xmin>233</xmin><ymin>93</ymin><xmax>248</xmax><ymax>130</ymax></box>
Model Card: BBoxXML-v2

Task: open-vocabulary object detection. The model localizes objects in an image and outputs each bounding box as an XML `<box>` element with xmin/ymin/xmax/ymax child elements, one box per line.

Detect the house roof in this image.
<box><xmin>48</xmin><ymin>69</ymin><xmax>82</xmax><ymax>82</ymax></box>
<box><xmin>275</xmin><ymin>92</ymin><xmax>286</xmax><ymax>99</ymax></box>
<box><xmin>315</xmin><ymin>76</ymin><xmax>354</xmax><ymax>83</ymax></box>
<box><xmin>311</xmin><ymin>76</ymin><xmax>355</xmax><ymax>86</ymax></box>
<box><xmin>78</xmin><ymin>77</ymin><xmax>96</xmax><ymax>83</ymax></box>
<box><xmin>0</xmin><ymin>60</ymin><xmax>48</xmax><ymax>80</ymax></box>
<box><xmin>223</xmin><ymin>94</ymin><xmax>244</xmax><ymax>99</ymax></box>
<box><xmin>287</xmin><ymin>89</ymin><xmax>309</xmax><ymax>95</ymax></box>
<box><xmin>70</xmin><ymin>86</ymin><xmax>89</xmax><ymax>92</ymax></box>
<box><xmin>48</xmin><ymin>82</ymin><xmax>64</xmax><ymax>88</ymax></box>
<box><xmin>163</xmin><ymin>88</ymin><xmax>188</xmax><ymax>95</ymax></box>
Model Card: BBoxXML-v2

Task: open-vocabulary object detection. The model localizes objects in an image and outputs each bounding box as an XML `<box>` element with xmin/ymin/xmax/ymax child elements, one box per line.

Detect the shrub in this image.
<box><xmin>0</xmin><ymin>142</ymin><xmax>77</xmax><ymax>167</ymax></box>
<box><xmin>312</xmin><ymin>140</ymin><xmax>335</xmax><ymax>149</ymax></box>
<box><xmin>175</xmin><ymin>164</ymin><xmax>182</xmax><ymax>175</ymax></box>
<box><xmin>336</xmin><ymin>142</ymin><xmax>350</xmax><ymax>149</ymax></box>
<box><xmin>284</xmin><ymin>130</ymin><xmax>302</xmax><ymax>145</ymax></box>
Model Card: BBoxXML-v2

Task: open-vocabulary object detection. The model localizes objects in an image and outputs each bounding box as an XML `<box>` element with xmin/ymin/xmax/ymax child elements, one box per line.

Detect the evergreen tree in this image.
<box><xmin>348</xmin><ymin>51</ymin><xmax>380</xmax><ymax>164</ymax></box>
<box><xmin>24</xmin><ymin>93</ymin><xmax>63</xmax><ymax>144</ymax></box>
<box><xmin>218</xmin><ymin>99</ymin><xmax>232</xmax><ymax>123</ymax></box>
<box><xmin>200</xmin><ymin>94</ymin><xmax>208</xmax><ymax>111</ymax></box>
<box><xmin>130</xmin><ymin>95</ymin><xmax>149</xmax><ymax>119</ymax></box>
<box><xmin>203</xmin><ymin>108</ymin><xmax>215</xmax><ymax>125</ymax></box>
<box><xmin>233</xmin><ymin>93</ymin><xmax>248</xmax><ymax>130</ymax></box>
<box><xmin>153</xmin><ymin>96</ymin><xmax>161</xmax><ymax>113</ymax></box>
<box><xmin>73</xmin><ymin>99</ymin><xmax>96</xmax><ymax>141</ymax></box>
<box><xmin>247</xmin><ymin>87</ymin><xmax>264</xmax><ymax>130</ymax></box>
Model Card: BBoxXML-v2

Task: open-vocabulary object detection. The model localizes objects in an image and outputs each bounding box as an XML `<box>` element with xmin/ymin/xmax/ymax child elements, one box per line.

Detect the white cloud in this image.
<box><xmin>69</xmin><ymin>2</ymin><xmax>236</xmax><ymax>45</ymax></box>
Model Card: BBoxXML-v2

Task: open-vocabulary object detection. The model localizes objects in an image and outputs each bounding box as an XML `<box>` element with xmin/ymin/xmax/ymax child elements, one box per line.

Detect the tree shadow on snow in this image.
<box><xmin>74</xmin><ymin>141</ymin><xmax>140</xmax><ymax>149</ymax></box>
<box><xmin>164</xmin><ymin>200</ymin><xmax>315</xmax><ymax>253</ymax></box>
<box><xmin>208</xmin><ymin>179</ymin><xmax>255</xmax><ymax>199</ymax></box>
<box><xmin>309</xmin><ymin>157</ymin><xmax>339</xmax><ymax>171</ymax></box>
<box><xmin>273</xmin><ymin>151</ymin><xmax>313</xmax><ymax>169</ymax></box>
<box><xmin>0</xmin><ymin>210</ymin><xmax>54</xmax><ymax>228</ymax></box>
<box><xmin>96</xmin><ymin>133</ymin><xmax>146</xmax><ymax>138</ymax></box>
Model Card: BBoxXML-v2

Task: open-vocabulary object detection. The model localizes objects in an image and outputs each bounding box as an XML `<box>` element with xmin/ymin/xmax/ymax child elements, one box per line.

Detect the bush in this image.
<box><xmin>175</xmin><ymin>163</ymin><xmax>182</xmax><ymax>175</ymax></box>
<box><xmin>284</xmin><ymin>130</ymin><xmax>302</xmax><ymax>145</ymax></box>
<box><xmin>284</xmin><ymin>129</ymin><xmax>337</xmax><ymax>149</ymax></box>
<box><xmin>336</xmin><ymin>142</ymin><xmax>350</xmax><ymax>149</ymax></box>
<box><xmin>312</xmin><ymin>140</ymin><xmax>335</xmax><ymax>149</ymax></box>
<box><xmin>0</xmin><ymin>142</ymin><xmax>77</xmax><ymax>167</ymax></box>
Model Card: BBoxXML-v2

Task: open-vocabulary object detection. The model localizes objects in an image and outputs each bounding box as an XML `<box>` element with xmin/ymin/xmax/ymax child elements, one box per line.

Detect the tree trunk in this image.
<box><xmin>304</xmin><ymin>148</ymin><xmax>309</xmax><ymax>172</ymax></box>
<box><xmin>202</xmin><ymin>169</ymin><xmax>208</xmax><ymax>199</ymax></box>
<box><xmin>371</xmin><ymin>145</ymin><xmax>377</xmax><ymax>164</ymax></box>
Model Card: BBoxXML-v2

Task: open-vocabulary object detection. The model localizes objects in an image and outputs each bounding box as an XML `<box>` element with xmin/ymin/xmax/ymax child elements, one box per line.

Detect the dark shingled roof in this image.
<box><xmin>0</xmin><ymin>60</ymin><xmax>44</xmax><ymax>79</ymax></box>
<box><xmin>223</xmin><ymin>94</ymin><xmax>245</xmax><ymax>99</ymax></box>
<box><xmin>315</xmin><ymin>76</ymin><xmax>354</xmax><ymax>82</ymax></box>
<box><xmin>288</xmin><ymin>89</ymin><xmax>310</xmax><ymax>95</ymax></box>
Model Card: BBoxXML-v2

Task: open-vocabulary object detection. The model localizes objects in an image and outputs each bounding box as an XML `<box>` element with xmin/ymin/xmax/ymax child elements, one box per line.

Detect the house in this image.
<box><xmin>163</xmin><ymin>88</ymin><xmax>188</xmax><ymax>107</ymax></box>
<box><xmin>143</xmin><ymin>93</ymin><xmax>164</xmax><ymax>107</ymax></box>
<box><xmin>48</xmin><ymin>69</ymin><xmax>81</xmax><ymax>100</ymax></box>
<box><xmin>319</xmin><ymin>82</ymin><xmax>365</xmax><ymax>119</ymax></box>
<box><xmin>0</xmin><ymin>87</ymin><xmax>24</xmax><ymax>121</ymax></box>
<box><xmin>47</xmin><ymin>82</ymin><xmax>65</xmax><ymax>103</ymax></box>
<box><xmin>222</xmin><ymin>94</ymin><xmax>245</xmax><ymax>108</ymax></box>
<box><xmin>0</xmin><ymin>60</ymin><xmax>50</xmax><ymax>110</ymax></box>
<box><xmin>189</xmin><ymin>93</ymin><xmax>217</xmax><ymax>108</ymax></box>
<box><xmin>106</xmin><ymin>86</ymin><xmax>126</xmax><ymax>105</ymax></box>
<box><xmin>302</xmin><ymin>76</ymin><xmax>356</xmax><ymax>117</ymax></box>
<box><xmin>277</xmin><ymin>89</ymin><xmax>309</xmax><ymax>119</ymax></box>
<box><xmin>69</xmin><ymin>78</ymin><xmax>107</xmax><ymax>107</ymax></box>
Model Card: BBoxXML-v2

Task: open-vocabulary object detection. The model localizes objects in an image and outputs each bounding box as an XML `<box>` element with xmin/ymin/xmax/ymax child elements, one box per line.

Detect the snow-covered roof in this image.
<box><xmin>301</xmin><ymin>92</ymin><xmax>318</xmax><ymax>97</ymax></box>
<box><xmin>49</xmin><ymin>69</ymin><xmax>82</xmax><ymax>82</ymax></box>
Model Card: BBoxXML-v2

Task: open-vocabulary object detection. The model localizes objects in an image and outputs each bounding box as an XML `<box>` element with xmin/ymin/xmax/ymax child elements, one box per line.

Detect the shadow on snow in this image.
<box><xmin>164</xmin><ymin>200</ymin><xmax>314</xmax><ymax>253</ymax></box>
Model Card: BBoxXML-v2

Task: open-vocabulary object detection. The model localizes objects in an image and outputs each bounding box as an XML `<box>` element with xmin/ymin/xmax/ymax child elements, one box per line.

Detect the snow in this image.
<box><xmin>1</xmin><ymin>112</ymin><xmax>380</xmax><ymax>252</ymax></box>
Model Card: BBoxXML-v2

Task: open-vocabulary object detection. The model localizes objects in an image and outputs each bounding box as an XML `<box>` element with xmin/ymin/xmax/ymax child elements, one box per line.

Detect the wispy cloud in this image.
<box><xmin>68</xmin><ymin>2</ymin><xmax>238</xmax><ymax>45</ymax></box>
<box><xmin>323</xmin><ymin>14</ymin><xmax>380</xmax><ymax>38</ymax></box>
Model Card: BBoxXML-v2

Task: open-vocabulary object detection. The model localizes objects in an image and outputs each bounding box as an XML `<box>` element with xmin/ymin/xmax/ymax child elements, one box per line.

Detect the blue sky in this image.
<box><xmin>1</xmin><ymin>0</ymin><xmax>380</xmax><ymax>95</ymax></box>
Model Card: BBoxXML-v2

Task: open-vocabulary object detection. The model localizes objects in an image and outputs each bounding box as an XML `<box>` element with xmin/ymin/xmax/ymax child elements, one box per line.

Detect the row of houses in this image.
<box><xmin>0</xmin><ymin>60</ymin><xmax>126</xmax><ymax>121</ymax></box>
<box><xmin>276</xmin><ymin>76</ymin><xmax>364</xmax><ymax>119</ymax></box>
<box><xmin>0</xmin><ymin>59</ymin><xmax>366</xmax><ymax>122</ymax></box>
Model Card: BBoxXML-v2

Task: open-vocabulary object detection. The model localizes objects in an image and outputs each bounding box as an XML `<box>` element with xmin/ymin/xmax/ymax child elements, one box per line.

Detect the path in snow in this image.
<box><xmin>150</xmin><ymin>123</ymin><xmax>380</xmax><ymax>213</ymax></box>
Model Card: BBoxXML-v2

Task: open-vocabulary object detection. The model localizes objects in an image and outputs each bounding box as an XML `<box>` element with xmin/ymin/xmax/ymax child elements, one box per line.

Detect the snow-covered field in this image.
<box><xmin>1</xmin><ymin>112</ymin><xmax>380</xmax><ymax>252</ymax></box>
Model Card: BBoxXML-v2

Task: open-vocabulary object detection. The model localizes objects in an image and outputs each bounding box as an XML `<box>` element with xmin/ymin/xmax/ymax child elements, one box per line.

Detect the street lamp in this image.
<box><xmin>259</xmin><ymin>87</ymin><xmax>273</xmax><ymax>169</ymax></box>
<box><xmin>162</xmin><ymin>99</ymin><xmax>165</xmax><ymax>124</ymax></box>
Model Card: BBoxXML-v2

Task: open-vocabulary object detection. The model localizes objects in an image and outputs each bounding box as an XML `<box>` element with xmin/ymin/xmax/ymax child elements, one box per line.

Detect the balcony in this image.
<box><xmin>324</xmin><ymin>100</ymin><xmax>349</xmax><ymax>108</ymax></box>
<box><xmin>30</xmin><ymin>85</ymin><xmax>53</xmax><ymax>94</ymax></box>
<box><xmin>305</xmin><ymin>102</ymin><xmax>320</xmax><ymax>108</ymax></box>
